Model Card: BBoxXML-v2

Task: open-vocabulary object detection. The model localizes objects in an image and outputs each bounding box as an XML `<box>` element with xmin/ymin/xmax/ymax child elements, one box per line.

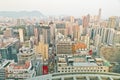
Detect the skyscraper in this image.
<box><xmin>98</xmin><ymin>8</ymin><xmax>101</xmax><ymax>22</ymax></box>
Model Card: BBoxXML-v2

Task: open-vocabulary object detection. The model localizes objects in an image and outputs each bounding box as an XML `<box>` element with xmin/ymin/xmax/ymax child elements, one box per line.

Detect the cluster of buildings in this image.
<box><xmin>0</xmin><ymin>8</ymin><xmax>120</xmax><ymax>80</ymax></box>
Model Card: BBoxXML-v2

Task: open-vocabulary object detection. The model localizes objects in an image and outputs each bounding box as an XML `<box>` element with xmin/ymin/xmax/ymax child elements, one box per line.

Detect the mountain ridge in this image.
<box><xmin>0</xmin><ymin>11</ymin><xmax>44</xmax><ymax>18</ymax></box>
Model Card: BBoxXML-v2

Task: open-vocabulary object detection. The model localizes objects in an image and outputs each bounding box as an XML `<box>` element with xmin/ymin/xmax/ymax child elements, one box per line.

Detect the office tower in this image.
<box><xmin>19</xmin><ymin>29</ymin><xmax>24</xmax><ymax>43</ymax></box>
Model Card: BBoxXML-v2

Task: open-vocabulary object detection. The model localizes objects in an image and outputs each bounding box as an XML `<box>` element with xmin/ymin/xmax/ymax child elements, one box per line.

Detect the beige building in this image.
<box><xmin>35</xmin><ymin>41</ymin><xmax>48</xmax><ymax>60</ymax></box>
<box><xmin>108</xmin><ymin>16</ymin><xmax>117</xmax><ymax>28</ymax></box>
<box><xmin>19</xmin><ymin>29</ymin><xmax>24</xmax><ymax>43</ymax></box>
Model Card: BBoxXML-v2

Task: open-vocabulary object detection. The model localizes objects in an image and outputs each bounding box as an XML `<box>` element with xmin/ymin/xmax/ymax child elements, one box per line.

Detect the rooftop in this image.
<box><xmin>9</xmin><ymin>61</ymin><xmax>31</xmax><ymax>69</ymax></box>
<box><xmin>58</xmin><ymin>55</ymin><xmax>111</xmax><ymax>67</ymax></box>
<box><xmin>0</xmin><ymin>38</ymin><xmax>19</xmax><ymax>48</ymax></box>
<box><xmin>73</xmin><ymin>62</ymin><xmax>98</xmax><ymax>66</ymax></box>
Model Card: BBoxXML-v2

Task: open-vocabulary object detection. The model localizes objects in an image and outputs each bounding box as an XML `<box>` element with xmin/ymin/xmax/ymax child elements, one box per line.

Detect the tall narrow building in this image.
<box><xmin>19</xmin><ymin>29</ymin><xmax>24</xmax><ymax>43</ymax></box>
<box><xmin>98</xmin><ymin>8</ymin><xmax>101</xmax><ymax>22</ymax></box>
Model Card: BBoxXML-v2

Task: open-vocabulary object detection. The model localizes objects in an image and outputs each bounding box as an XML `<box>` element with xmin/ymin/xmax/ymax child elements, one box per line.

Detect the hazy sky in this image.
<box><xmin>0</xmin><ymin>0</ymin><xmax>120</xmax><ymax>18</ymax></box>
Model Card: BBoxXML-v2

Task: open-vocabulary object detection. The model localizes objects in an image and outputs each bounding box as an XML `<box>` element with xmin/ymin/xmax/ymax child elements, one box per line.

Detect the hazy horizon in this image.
<box><xmin>0</xmin><ymin>0</ymin><xmax>120</xmax><ymax>18</ymax></box>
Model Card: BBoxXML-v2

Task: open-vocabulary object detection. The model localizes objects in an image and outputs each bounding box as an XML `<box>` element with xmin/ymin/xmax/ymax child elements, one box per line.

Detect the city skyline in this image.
<box><xmin>0</xmin><ymin>0</ymin><xmax>120</xmax><ymax>18</ymax></box>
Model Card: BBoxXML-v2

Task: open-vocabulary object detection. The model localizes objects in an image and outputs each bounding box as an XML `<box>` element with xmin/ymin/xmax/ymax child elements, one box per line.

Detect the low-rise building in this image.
<box><xmin>57</xmin><ymin>55</ymin><xmax>110</xmax><ymax>73</ymax></box>
<box><xmin>0</xmin><ymin>60</ymin><xmax>13</xmax><ymax>80</ymax></box>
<box><xmin>6</xmin><ymin>61</ymin><xmax>36</xmax><ymax>79</ymax></box>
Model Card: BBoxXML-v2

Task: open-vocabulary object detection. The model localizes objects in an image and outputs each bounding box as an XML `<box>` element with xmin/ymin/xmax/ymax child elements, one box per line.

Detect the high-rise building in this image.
<box><xmin>65</xmin><ymin>22</ymin><xmax>73</xmax><ymax>37</ymax></box>
<box><xmin>56</xmin><ymin>38</ymin><xmax>73</xmax><ymax>56</ymax></box>
<box><xmin>42</xmin><ymin>26</ymin><xmax>51</xmax><ymax>44</ymax></box>
<box><xmin>98</xmin><ymin>8</ymin><xmax>101</xmax><ymax>22</ymax></box>
<box><xmin>83</xmin><ymin>16</ymin><xmax>88</xmax><ymax>28</ymax></box>
<box><xmin>19</xmin><ymin>29</ymin><xmax>24</xmax><ymax>43</ymax></box>
<box><xmin>34</xmin><ymin>27</ymin><xmax>39</xmax><ymax>45</ymax></box>
<box><xmin>94</xmin><ymin>34</ymin><xmax>101</xmax><ymax>47</ymax></box>
<box><xmin>0</xmin><ymin>38</ymin><xmax>20</xmax><ymax>62</ymax></box>
<box><xmin>82</xmin><ymin>15</ymin><xmax>89</xmax><ymax>35</ymax></box>
<box><xmin>72</xmin><ymin>24</ymin><xmax>80</xmax><ymax>41</ymax></box>
<box><xmin>35</xmin><ymin>41</ymin><xmax>48</xmax><ymax>61</ymax></box>
<box><xmin>108</xmin><ymin>16</ymin><xmax>117</xmax><ymax>28</ymax></box>
<box><xmin>107</xmin><ymin>28</ymin><xmax>115</xmax><ymax>45</ymax></box>
<box><xmin>25</xmin><ymin>26</ymin><xmax>34</xmax><ymax>39</ymax></box>
<box><xmin>56</xmin><ymin>23</ymin><xmax>66</xmax><ymax>36</ymax></box>
<box><xmin>114</xmin><ymin>31</ymin><xmax>120</xmax><ymax>46</ymax></box>
<box><xmin>49</xmin><ymin>22</ymin><xmax>55</xmax><ymax>44</ymax></box>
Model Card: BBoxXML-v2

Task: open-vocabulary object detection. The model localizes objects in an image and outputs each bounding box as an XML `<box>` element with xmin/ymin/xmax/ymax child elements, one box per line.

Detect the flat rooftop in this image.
<box><xmin>73</xmin><ymin>62</ymin><xmax>98</xmax><ymax>66</ymax></box>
